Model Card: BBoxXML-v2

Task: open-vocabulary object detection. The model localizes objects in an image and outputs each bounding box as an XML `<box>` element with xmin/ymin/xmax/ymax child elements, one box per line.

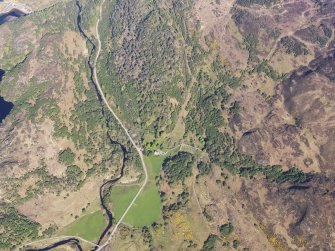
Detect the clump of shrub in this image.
<box><xmin>236</xmin><ymin>0</ymin><xmax>275</xmax><ymax>7</ymax></box>
<box><xmin>201</xmin><ymin>234</ymin><xmax>218</xmax><ymax>251</ymax></box>
<box><xmin>197</xmin><ymin>161</ymin><xmax>212</xmax><ymax>176</ymax></box>
<box><xmin>280</xmin><ymin>36</ymin><xmax>308</xmax><ymax>56</ymax></box>
<box><xmin>233</xmin><ymin>239</ymin><xmax>241</xmax><ymax>249</ymax></box>
<box><xmin>220</xmin><ymin>222</ymin><xmax>234</xmax><ymax>237</ymax></box>
<box><xmin>66</xmin><ymin>165</ymin><xmax>83</xmax><ymax>185</ymax></box>
<box><xmin>0</xmin><ymin>207</ymin><xmax>40</xmax><ymax>249</ymax></box>
<box><xmin>163</xmin><ymin>151</ymin><xmax>194</xmax><ymax>183</ymax></box>
<box><xmin>58</xmin><ymin>148</ymin><xmax>75</xmax><ymax>165</ymax></box>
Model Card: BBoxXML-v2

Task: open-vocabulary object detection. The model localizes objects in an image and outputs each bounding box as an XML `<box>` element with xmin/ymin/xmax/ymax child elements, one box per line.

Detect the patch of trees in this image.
<box><xmin>58</xmin><ymin>148</ymin><xmax>75</xmax><ymax>166</ymax></box>
<box><xmin>244</xmin><ymin>33</ymin><xmax>259</xmax><ymax>61</ymax></box>
<box><xmin>0</xmin><ymin>207</ymin><xmax>40</xmax><ymax>249</ymax></box>
<box><xmin>236</xmin><ymin>0</ymin><xmax>275</xmax><ymax>7</ymax></box>
<box><xmin>280</xmin><ymin>36</ymin><xmax>308</xmax><ymax>56</ymax></box>
<box><xmin>189</xmin><ymin>30</ymin><xmax>209</xmax><ymax>72</ymax></box>
<box><xmin>255</xmin><ymin>60</ymin><xmax>285</xmax><ymax>80</ymax></box>
<box><xmin>262</xmin><ymin>166</ymin><xmax>312</xmax><ymax>183</ymax></box>
<box><xmin>142</xmin><ymin>226</ymin><xmax>153</xmax><ymax>248</ymax></box>
<box><xmin>220</xmin><ymin>222</ymin><xmax>234</xmax><ymax>237</ymax></box>
<box><xmin>162</xmin><ymin>192</ymin><xmax>189</xmax><ymax>220</ymax></box>
<box><xmin>97</xmin><ymin>0</ymin><xmax>187</xmax><ymax>139</ymax></box>
<box><xmin>233</xmin><ymin>239</ymin><xmax>241</xmax><ymax>249</ymax></box>
<box><xmin>42</xmin><ymin>224</ymin><xmax>58</xmax><ymax>237</ymax></box>
<box><xmin>66</xmin><ymin>165</ymin><xmax>84</xmax><ymax>185</ymax></box>
<box><xmin>163</xmin><ymin>152</ymin><xmax>195</xmax><ymax>183</ymax></box>
<box><xmin>203</xmin><ymin>207</ymin><xmax>213</xmax><ymax>222</ymax></box>
<box><xmin>33</xmin><ymin>167</ymin><xmax>64</xmax><ymax>191</ymax></box>
<box><xmin>239</xmin><ymin>164</ymin><xmax>312</xmax><ymax>183</ymax></box>
<box><xmin>184</xmin><ymin>60</ymin><xmax>314</xmax><ymax>184</ymax></box>
<box><xmin>299</xmin><ymin>24</ymin><xmax>331</xmax><ymax>46</ymax></box>
<box><xmin>321</xmin><ymin>23</ymin><xmax>332</xmax><ymax>38</ymax></box>
<box><xmin>197</xmin><ymin>161</ymin><xmax>212</xmax><ymax>176</ymax></box>
<box><xmin>15</xmin><ymin>163</ymin><xmax>94</xmax><ymax>203</ymax></box>
<box><xmin>201</xmin><ymin>234</ymin><xmax>218</xmax><ymax>251</ymax></box>
<box><xmin>212</xmin><ymin>57</ymin><xmax>243</xmax><ymax>89</ymax></box>
<box><xmin>201</xmin><ymin>226</ymin><xmax>241</xmax><ymax>250</ymax></box>
<box><xmin>229</xmin><ymin>101</ymin><xmax>241</xmax><ymax>117</ymax></box>
<box><xmin>12</xmin><ymin>81</ymin><xmax>49</xmax><ymax>119</ymax></box>
<box><xmin>232</xmin><ymin>9</ymin><xmax>247</xmax><ymax>25</ymax></box>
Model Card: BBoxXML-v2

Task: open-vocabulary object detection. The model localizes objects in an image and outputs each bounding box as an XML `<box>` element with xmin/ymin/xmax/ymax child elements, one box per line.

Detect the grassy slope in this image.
<box><xmin>61</xmin><ymin>210</ymin><xmax>106</xmax><ymax>242</ymax></box>
<box><xmin>110</xmin><ymin>155</ymin><xmax>164</xmax><ymax>227</ymax></box>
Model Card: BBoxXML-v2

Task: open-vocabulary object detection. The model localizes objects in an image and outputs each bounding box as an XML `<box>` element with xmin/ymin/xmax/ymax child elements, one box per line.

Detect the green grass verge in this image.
<box><xmin>110</xmin><ymin>155</ymin><xmax>164</xmax><ymax>227</ymax></box>
<box><xmin>61</xmin><ymin>210</ymin><xmax>106</xmax><ymax>242</ymax></box>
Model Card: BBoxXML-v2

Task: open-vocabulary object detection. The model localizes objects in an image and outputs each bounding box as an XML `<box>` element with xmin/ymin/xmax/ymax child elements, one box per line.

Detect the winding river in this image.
<box><xmin>24</xmin><ymin>238</ymin><xmax>83</xmax><ymax>251</ymax></box>
<box><xmin>23</xmin><ymin>1</ymin><xmax>129</xmax><ymax>250</ymax></box>
<box><xmin>94</xmin><ymin>137</ymin><xmax>128</xmax><ymax>248</ymax></box>
<box><xmin>76</xmin><ymin>0</ymin><xmax>130</xmax><ymax>246</ymax></box>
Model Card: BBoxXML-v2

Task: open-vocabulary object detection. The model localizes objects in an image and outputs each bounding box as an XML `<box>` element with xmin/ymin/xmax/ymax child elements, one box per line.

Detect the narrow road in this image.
<box><xmin>92</xmin><ymin>0</ymin><xmax>149</xmax><ymax>249</ymax></box>
<box><xmin>17</xmin><ymin>0</ymin><xmax>148</xmax><ymax>250</ymax></box>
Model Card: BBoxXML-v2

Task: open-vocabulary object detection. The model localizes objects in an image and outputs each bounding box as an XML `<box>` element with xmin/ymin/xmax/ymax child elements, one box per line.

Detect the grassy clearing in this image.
<box><xmin>145</xmin><ymin>155</ymin><xmax>165</xmax><ymax>178</ymax></box>
<box><xmin>122</xmin><ymin>181</ymin><xmax>161</xmax><ymax>227</ymax></box>
<box><xmin>110</xmin><ymin>185</ymin><xmax>140</xmax><ymax>221</ymax></box>
<box><xmin>110</xmin><ymin>155</ymin><xmax>164</xmax><ymax>227</ymax></box>
<box><xmin>61</xmin><ymin>210</ymin><xmax>106</xmax><ymax>242</ymax></box>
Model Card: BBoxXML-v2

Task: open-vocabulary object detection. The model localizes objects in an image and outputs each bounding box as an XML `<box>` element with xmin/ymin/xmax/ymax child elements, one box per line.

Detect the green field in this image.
<box><xmin>110</xmin><ymin>155</ymin><xmax>165</xmax><ymax>227</ymax></box>
<box><xmin>109</xmin><ymin>185</ymin><xmax>140</xmax><ymax>220</ymax></box>
<box><xmin>61</xmin><ymin>210</ymin><xmax>106</xmax><ymax>242</ymax></box>
<box><xmin>145</xmin><ymin>155</ymin><xmax>165</xmax><ymax>178</ymax></box>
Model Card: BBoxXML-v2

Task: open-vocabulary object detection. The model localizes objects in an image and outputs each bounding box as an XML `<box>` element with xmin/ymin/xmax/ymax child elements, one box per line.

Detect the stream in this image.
<box><xmin>94</xmin><ymin>138</ymin><xmax>128</xmax><ymax>247</ymax></box>
<box><xmin>24</xmin><ymin>1</ymin><xmax>127</xmax><ymax>250</ymax></box>
<box><xmin>25</xmin><ymin>238</ymin><xmax>83</xmax><ymax>251</ymax></box>
<box><xmin>75</xmin><ymin>0</ymin><xmax>129</xmax><ymax>247</ymax></box>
